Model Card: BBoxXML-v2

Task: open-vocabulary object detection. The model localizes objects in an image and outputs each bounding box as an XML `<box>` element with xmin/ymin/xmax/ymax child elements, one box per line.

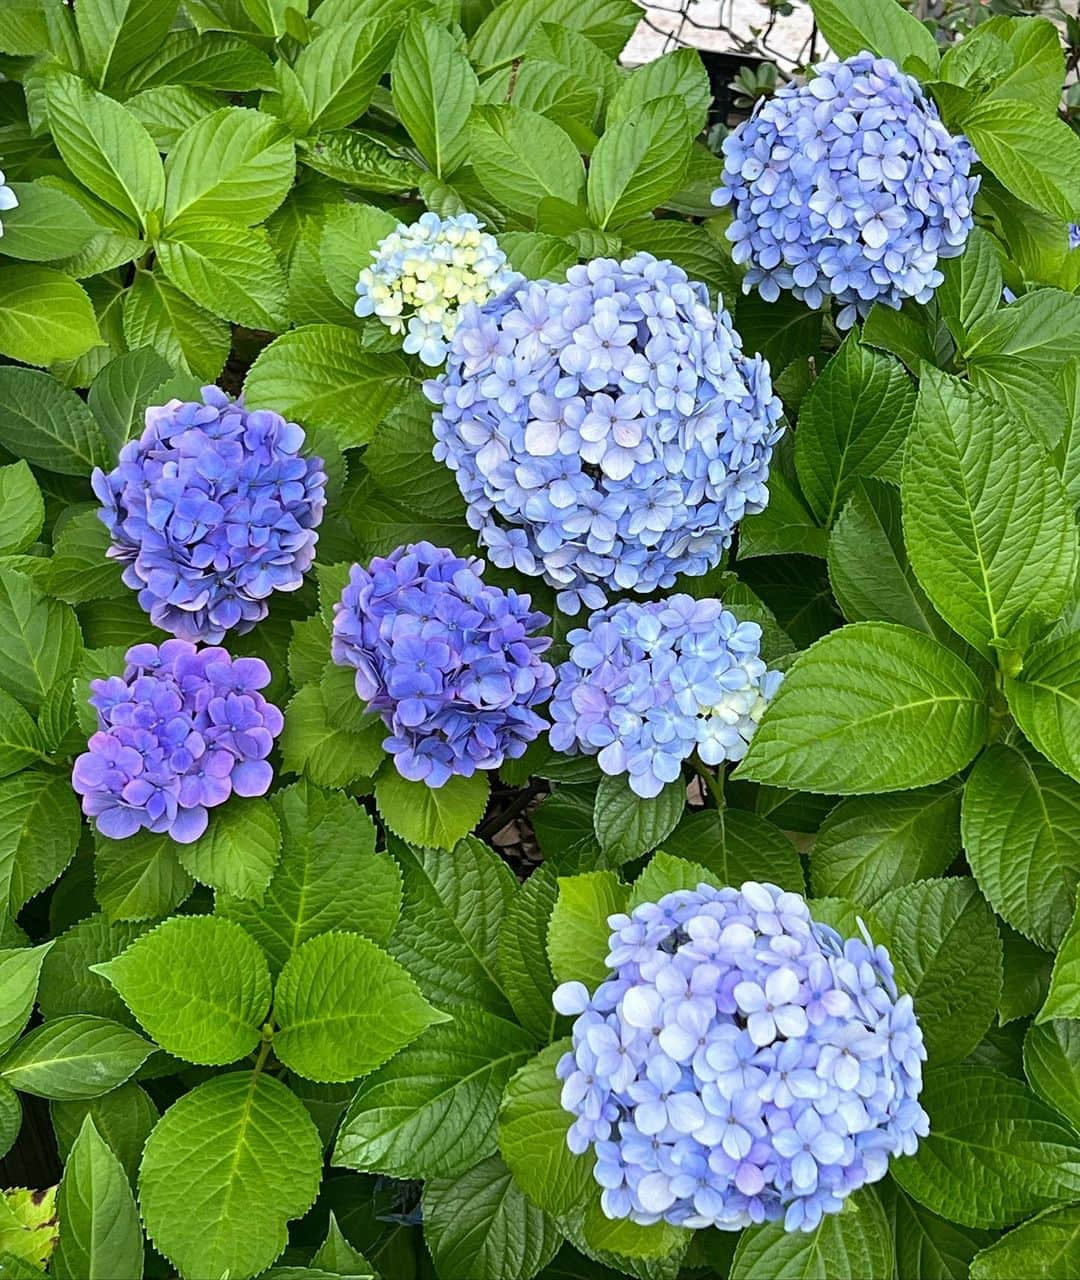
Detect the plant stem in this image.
<box><xmin>689</xmin><ymin>757</ymin><xmax>727</xmax><ymax>811</ymax></box>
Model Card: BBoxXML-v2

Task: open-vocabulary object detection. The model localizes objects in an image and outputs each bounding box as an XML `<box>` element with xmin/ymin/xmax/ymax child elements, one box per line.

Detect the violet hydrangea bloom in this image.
<box><xmin>549</xmin><ymin>595</ymin><xmax>782</xmax><ymax>798</ymax></box>
<box><xmin>0</xmin><ymin>170</ymin><xmax>16</xmax><ymax>236</ymax></box>
<box><xmin>72</xmin><ymin>641</ymin><xmax>284</xmax><ymax>844</ymax></box>
<box><xmin>331</xmin><ymin>541</ymin><xmax>555</xmax><ymax>787</ymax></box>
<box><xmin>92</xmin><ymin>387</ymin><xmax>326</xmax><ymax>644</ymax></box>
<box><xmin>714</xmin><ymin>53</ymin><xmax>979</xmax><ymax>328</ymax></box>
<box><xmin>554</xmin><ymin>882</ymin><xmax>928</xmax><ymax>1233</ymax></box>
<box><xmin>426</xmin><ymin>253</ymin><xmax>783</xmax><ymax>614</ymax></box>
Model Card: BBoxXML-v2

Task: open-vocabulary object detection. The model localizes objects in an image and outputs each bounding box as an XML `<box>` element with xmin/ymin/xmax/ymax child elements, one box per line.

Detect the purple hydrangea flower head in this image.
<box><xmin>92</xmin><ymin>386</ymin><xmax>326</xmax><ymax>644</ymax></box>
<box><xmin>354</xmin><ymin>212</ymin><xmax>517</xmax><ymax>365</ymax></box>
<box><xmin>1070</xmin><ymin>224</ymin><xmax>1080</xmax><ymax>251</ymax></box>
<box><xmin>0</xmin><ymin>170</ymin><xmax>16</xmax><ymax>236</ymax></box>
<box><xmin>72</xmin><ymin>640</ymin><xmax>284</xmax><ymax>844</ymax></box>
<box><xmin>554</xmin><ymin>882</ymin><xmax>928</xmax><ymax>1233</ymax></box>
<box><xmin>426</xmin><ymin>253</ymin><xmax>784</xmax><ymax>613</ymax></box>
<box><xmin>548</xmin><ymin>594</ymin><xmax>782</xmax><ymax>797</ymax></box>
<box><xmin>714</xmin><ymin>53</ymin><xmax>979</xmax><ymax>328</ymax></box>
<box><xmin>330</xmin><ymin>541</ymin><xmax>555</xmax><ymax>787</ymax></box>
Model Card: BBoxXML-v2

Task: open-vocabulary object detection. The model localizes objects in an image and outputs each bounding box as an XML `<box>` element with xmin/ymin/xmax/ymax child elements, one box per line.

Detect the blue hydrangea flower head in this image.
<box><xmin>1070</xmin><ymin>224</ymin><xmax>1080</xmax><ymax>251</ymax></box>
<box><xmin>714</xmin><ymin>53</ymin><xmax>979</xmax><ymax>328</ymax></box>
<box><xmin>549</xmin><ymin>595</ymin><xmax>782</xmax><ymax>797</ymax></box>
<box><xmin>331</xmin><ymin>541</ymin><xmax>555</xmax><ymax>787</ymax></box>
<box><xmin>426</xmin><ymin>253</ymin><xmax>784</xmax><ymax>613</ymax></box>
<box><xmin>92</xmin><ymin>386</ymin><xmax>326</xmax><ymax>644</ymax></box>
<box><xmin>354</xmin><ymin>211</ymin><xmax>517</xmax><ymax>365</ymax></box>
<box><xmin>554</xmin><ymin>882</ymin><xmax>928</xmax><ymax>1233</ymax></box>
<box><xmin>72</xmin><ymin>641</ymin><xmax>284</xmax><ymax>843</ymax></box>
<box><xmin>0</xmin><ymin>170</ymin><xmax>16</xmax><ymax>236</ymax></box>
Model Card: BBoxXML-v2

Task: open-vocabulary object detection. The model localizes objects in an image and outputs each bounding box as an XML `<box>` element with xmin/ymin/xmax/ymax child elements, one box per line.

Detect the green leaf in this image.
<box><xmin>937</xmin><ymin>228</ymin><xmax>1003</xmax><ymax>346</ymax></box>
<box><xmin>497</xmin><ymin>865</ymin><xmax>559</xmax><ymax>1043</ymax></box>
<box><xmin>279</xmin><ymin>684</ymin><xmax>386</xmax><ymax>788</ymax></box>
<box><xmin>0</xmin><ymin>770</ymin><xmax>82</xmax><ymax>918</ymax></box>
<box><xmin>498</xmin><ymin>1040</ymin><xmax>594</xmax><ymax>1216</ymax></box>
<box><xmin>363</xmin><ymin>390</ymin><xmax>467</xmax><ymax>518</ymax></box>
<box><xmin>163</xmin><ymin>106</ymin><xmax>295</xmax><ymax>228</ymax></box>
<box><xmin>423</xmin><ymin>1154</ymin><xmax>561</xmax><ymax>1280</ymax></box>
<box><xmin>886</xmin><ymin>1182</ymin><xmax>992</xmax><ymax>1280</ymax></box>
<box><xmin>0</xmin><ymin>690</ymin><xmax>45</xmax><ymax>781</ymax></box>
<box><xmin>963</xmin><ymin>745</ymin><xmax>1080</xmax><ymax>950</ymax></box>
<box><xmin>387</xmin><ymin>835</ymin><xmax>515</xmax><ymax>1012</ymax></box>
<box><xmin>51</xmin><ymin>1083</ymin><xmax>158</xmax><ymax>1187</ymax></box>
<box><xmin>984</xmin><ymin>17</ymin><xmax>1066</xmax><ymax>114</ymax></box>
<box><xmin>469</xmin><ymin>105</ymin><xmax>586</xmax><ymax>222</ymax></box>
<box><xmin>965</xmin><ymin>288</ymin><xmax>1080</xmax><ymax>371</ymax></box>
<box><xmin>156</xmin><ymin>218</ymin><xmax>288</xmax><ymax>330</ymax></box>
<box><xmin>311</xmin><ymin>1212</ymin><xmax>374</xmax><ymax>1277</ymax></box>
<box><xmin>138</xmin><ymin>1072</ymin><xmax>322</xmax><ymax>1280</ymax></box>
<box><xmin>961</xmin><ymin>101</ymin><xmax>1080</xmax><ymax>222</ymax></box>
<box><xmin>122</xmin><ymin>270</ymin><xmax>229</xmax><ymax>382</ymax></box>
<box><xmin>118</xmin><ymin>27</ymin><xmax>274</xmax><ymax>94</ymax></box>
<box><xmin>76</xmin><ymin>0</ymin><xmax>178</xmax><ymax>88</ymax></box>
<box><xmin>46</xmin><ymin>509</ymin><xmax>125</xmax><ymax>605</ymax></box>
<box><xmin>794</xmin><ymin>331</ymin><xmax>915</xmax><ymax>526</ymax></box>
<box><xmin>0</xmin><ymin>1185</ymin><xmax>59</xmax><ymax>1271</ymax></box>
<box><xmin>320</xmin><ymin>201</ymin><xmax>398</xmax><ymax>308</ymax></box>
<box><xmin>375</xmin><ymin>768</ymin><xmax>490</xmax><ymax>852</ymax></box>
<box><xmin>334</xmin><ymin>1007</ymin><xmax>533</xmax><ymax>1177</ymax></box>
<box><xmin>587</xmin><ymin>96</ymin><xmax>692</xmax><ymax>230</ymax></box>
<box><xmin>0</xmin><ymin>463</ymin><xmax>43</xmax><ymax>558</ymax></box>
<box><xmin>593</xmin><ymin>775</ymin><xmax>684</xmax><ymax>864</ymax></box>
<box><xmin>1038</xmin><ymin>886</ymin><xmax>1080</xmax><ymax>1022</ymax></box>
<box><xmin>737</xmin><ymin>622</ymin><xmax>988</xmax><ymax>794</ymax></box>
<box><xmin>808</xmin><ymin>0</ymin><xmax>939</xmax><ymax>69</ymax></box>
<box><xmin>971</xmin><ymin>1203</ymin><xmax>1080</xmax><ymax>1280</ymax></box>
<box><xmin>629</xmin><ymin>850</ymin><xmax>720</xmax><ymax>910</ymax></box>
<box><xmin>94</xmin><ymin>829</ymin><xmax>193</xmax><ymax>923</ymax></box>
<box><xmin>53</xmin><ymin>1116</ymin><xmax>143</xmax><ymax>1280</ymax></box>
<box><xmin>607</xmin><ymin>47</ymin><xmax>710</xmax><ymax>135</ymax></box>
<box><xmin>547</xmin><ymin>871</ymin><xmax>627</xmax><ymax>989</ymax></box>
<box><xmin>0</xmin><ymin>569</ymin><xmax>81</xmax><ymax>713</ymax></box>
<box><xmin>739</xmin><ymin>470</ymin><xmax>828</xmax><ymax>562</ymax></box>
<box><xmin>892</xmin><ymin>1065</ymin><xmax>1080</xmax><ymax>1227</ymax></box>
<box><xmin>297</xmin><ymin>129</ymin><xmax>424</xmax><ymax>191</ymax></box>
<box><xmin>999</xmin><ymin>925</ymin><xmax>1052</xmax><ymax>1025</ymax></box>
<box><xmin>0</xmin><ymin>942</ymin><xmax>53</xmax><ymax>1057</ymax></box>
<box><xmin>1004</xmin><ymin>632</ymin><xmax>1080</xmax><ymax>784</ymax></box>
<box><xmin>470</xmin><ymin>0</ymin><xmax>639</xmax><ymax>69</ymax></box>
<box><xmin>93</xmin><ymin>915</ymin><xmax>272</xmax><ymax>1065</ymax></box>
<box><xmin>0</xmin><ymin>182</ymin><xmax>99</xmax><ymax>263</ymax></box>
<box><xmin>968</xmin><ymin>357</ymin><xmax>1067</xmax><ymax>454</ymax></box>
<box><xmin>130</xmin><ymin>89</ymin><xmax>244</xmax><ymax>153</ymax></box>
<box><xmin>874</xmin><ymin>877</ymin><xmax>1001</xmax><ymax>1063</ymax></box>
<box><xmin>903</xmin><ymin>369</ymin><xmax>1077</xmax><ymax>658</ymax></box>
<box><xmin>0</xmin><ymin>266</ymin><xmax>101</xmax><ymax>367</ymax></box>
<box><xmin>245</xmin><ymin>325</ymin><xmax>409</xmax><ymax>446</ymax></box>
<box><xmin>86</xmin><ymin>347</ymin><xmax>173</xmax><ymax>462</ymax></box>
<box><xmin>663</xmin><ymin>807</ymin><xmax>805</xmax><ymax>893</ymax></box>
<box><xmin>731</xmin><ymin>1188</ymin><xmax>892</xmax><ymax>1278</ymax></box>
<box><xmin>175</xmin><ymin>797</ymin><xmax>282</xmax><ymax>902</ymax></box>
<box><xmin>0</xmin><ymin>1015</ymin><xmax>153</xmax><ymax>1100</ymax></box>
<box><xmin>37</xmin><ymin>915</ymin><xmax>148</xmax><ymax>1028</ymax></box>
<box><xmin>392</xmin><ymin>16</ymin><xmax>476</xmax><ymax>177</ymax></box>
<box><xmin>1024</xmin><ymin>1018</ymin><xmax>1080</xmax><ymax>1133</ymax></box>
<box><xmin>273</xmin><ymin>929</ymin><xmax>446</xmax><ymax>1083</ymax></box>
<box><xmin>216</xmin><ymin>781</ymin><xmax>401</xmax><ymax>972</ymax></box>
<box><xmin>0</xmin><ymin>1081</ymin><xmax>19</xmax><ymax>1160</ymax></box>
<box><xmin>810</xmin><ymin>785</ymin><xmax>962</xmax><ymax>904</ymax></box>
<box><xmin>294</xmin><ymin>17</ymin><xmax>399</xmax><ymax>136</ymax></box>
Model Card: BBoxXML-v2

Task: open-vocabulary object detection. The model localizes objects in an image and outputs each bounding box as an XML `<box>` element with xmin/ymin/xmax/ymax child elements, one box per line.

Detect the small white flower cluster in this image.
<box><xmin>0</xmin><ymin>170</ymin><xmax>17</xmax><ymax>236</ymax></box>
<box><xmin>354</xmin><ymin>211</ymin><xmax>515</xmax><ymax>366</ymax></box>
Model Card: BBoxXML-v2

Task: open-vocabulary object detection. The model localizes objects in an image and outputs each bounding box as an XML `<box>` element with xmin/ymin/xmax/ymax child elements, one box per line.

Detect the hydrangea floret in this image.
<box><xmin>714</xmin><ymin>53</ymin><xmax>979</xmax><ymax>328</ymax></box>
<box><xmin>93</xmin><ymin>386</ymin><xmax>326</xmax><ymax>644</ymax></box>
<box><xmin>549</xmin><ymin>595</ymin><xmax>782</xmax><ymax>798</ymax></box>
<box><xmin>354</xmin><ymin>211</ymin><xmax>517</xmax><ymax>365</ymax></box>
<box><xmin>1070</xmin><ymin>224</ymin><xmax>1080</xmax><ymax>251</ymax></box>
<box><xmin>72</xmin><ymin>641</ymin><xmax>284</xmax><ymax>844</ymax></box>
<box><xmin>554</xmin><ymin>882</ymin><xmax>928</xmax><ymax>1233</ymax></box>
<box><xmin>331</xmin><ymin>541</ymin><xmax>555</xmax><ymax>787</ymax></box>
<box><xmin>427</xmin><ymin>253</ymin><xmax>784</xmax><ymax>613</ymax></box>
<box><xmin>0</xmin><ymin>170</ymin><xmax>16</xmax><ymax>235</ymax></box>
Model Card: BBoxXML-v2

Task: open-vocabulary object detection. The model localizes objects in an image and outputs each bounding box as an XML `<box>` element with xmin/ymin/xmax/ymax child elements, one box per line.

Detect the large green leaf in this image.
<box><xmin>0</xmin><ymin>181</ymin><xmax>99</xmax><ymax>263</ymax></box>
<box><xmin>392</xmin><ymin>16</ymin><xmax>476</xmax><ymax>177</ymax></box>
<box><xmin>293</xmin><ymin>17</ymin><xmax>399</xmax><ymax>136</ymax></box>
<box><xmin>0</xmin><ymin>690</ymin><xmax>46</xmax><ymax>781</ymax></box>
<box><xmin>53</xmin><ymin>1116</ymin><xmax>143</xmax><ymax>1280</ymax></box>
<box><xmin>85</xmin><ymin>347</ymin><xmax>173</xmax><ymax>462</ymax></box>
<box><xmin>971</xmin><ymin>1204</ymin><xmax>1080</xmax><ymax>1280</ymax></box>
<box><xmin>0</xmin><ymin>771</ymin><xmax>82</xmax><ymax>918</ymax></box>
<box><xmin>122</xmin><ymin>270</ymin><xmax>229</xmax><ymax>382</ymax></box>
<box><xmin>118</xmin><ymin>27</ymin><xmax>274</xmax><ymax>95</ymax></box>
<box><xmin>731</xmin><ymin>1189</ymin><xmax>892</xmax><ymax>1279</ymax></box>
<box><xmin>93</xmin><ymin>915</ymin><xmax>272</xmax><ymax>1065</ymax></box>
<box><xmin>1004</xmin><ymin>632</ymin><xmax>1080</xmax><ymax>783</ymax></box>
<box><xmin>375</xmin><ymin>768</ymin><xmax>490</xmax><ymax>852</ymax></box>
<box><xmin>334</xmin><ymin>1008</ymin><xmax>533</xmax><ymax>1178</ymax></box>
<box><xmin>497</xmin><ymin>865</ymin><xmax>559</xmax><ymax>1043</ymax></box>
<box><xmin>961</xmin><ymin>101</ymin><xmax>1080</xmax><ymax>223</ymax></box>
<box><xmin>0</xmin><ymin>462</ymin><xmax>43</xmax><ymax>557</ymax></box>
<box><xmin>37</xmin><ymin>915</ymin><xmax>148</xmax><ymax>1028</ymax></box>
<box><xmin>176</xmin><ymin>796</ymin><xmax>281</xmax><ymax>902</ymax></box>
<box><xmin>422</xmin><ymin>1154</ymin><xmax>561</xmax><ymax>1280</ymax></box>
<box><xmin>593</xmin><ymin>775</ymin><xmax>684</xmax><ymax>864</ymax></box>
<box><xmin>0</xmin><ymin>942</ymin><xmax>53</xmax><ymax>1057</ymax></box>
<box><xmin>273</xmin><ymin>930</ymin><xmax>446</xmax><ymax>1083</ymax></box>
<box><xmin>963</xmin><ymin>745</ymin><xmax>1080</xmax><ymax>950</ymax></box>
<box><xmin>809</xmin><ymin>0</ymin><xmax>939</xmax><ymax>69</ymax></box>
<box><xmin>1024</xmin><ymin>1019</ymin><xmax>1080</xmax><ymax>1133</ymax></box>
<box><xmin>93</xmin><ymin>829</ymin><xmax>193</xmax><ymax>923</ymax></box>
<box><xmin>737</xmin><ymin>622</ymin><xmax>988</xmax><ymax>794</ymax></box>
<box><xmin>902</xmin><ymin>368</ymin><xmax>1077</xmax><ymax>658</ymax></box>
<box><xmin>874</xmin><ymin>877</ymin><xmax>1001</xmax><ymax>1064</ymax></box>
<box><xmin>0</xmin><ymin>267</ymin><xmax>101</xmax><ymax>367</ymax></box>
<box><xmin>51</xmin><ymin>1083</ymin><xmax>159</xmax><ymax>1187</ymax></box>
<box><xmin>587</xmin><ymin>96</ymin><xmax>692</xmax><ymax>230</ymax></box>
<box><xmin>547</xmin><ymin>871</ymin><xmax>627</xmax><ymax>989</ymax></box>
<box><xmin>0</xmin><ymin>1015</ymin><xmax>153</xmax><ymax>1100</ymax></box>
<box><xmin>892</xmin><ymin>1065</ymin><xmax>1080</xmax><ymax>1228</ymax></box>
<box><xmin>663</xmin><ymin>807</ymin><xmax>805</xmax><ymax>893</ymax></box>
<box><xmin>156</xmin><ymin>218</ymin><xmax>288</xmax><ymax>330</ymax></box>
<box><xmin>885</xmin><ymin>1183</ymin><xmax>992</xmax><ymax>1280</ymax></box>
<box><xmin>76</xmin><ymin>0</ymin><xmax>178</xmax><ymax>88</ymax></box>
<box><xmin>278</xmin><ymin>684</ymin><xmax>386</xmax><ymax>787</ymax></box>
<box><xmin>937</xmin><ymin>229</ymin><xmax>1002</xmax><ymax>347</ymax></box>
<box><xmin>217</xmin><ymin>781</ymin><xmax>401</xmax><ymax>973</ymax></box>
<box><xmin>795</xmin><ymin>332</ymin><xmax>915</xmax><ymax>526</ymax></box>
<box><xmin>965</xmin><ymin>288</ymin><xmax>1080</xmax><ymax>371</ymax></box>
<box><xmin>470</xmin><ymin>105</ymin><xmax>586</xmax><ymax>222</ymax></box>
<box><xmin>138</xmin><ymin>1072</ymin><xmax>322</xmax><ymax>1280</ymax></box>
<box><xmin>810</xmin><ymin>785</ymin><xmax>962</xmax><ymax>904</ymax></box>
<box><xmin>1038</xmin><ymin>887</ymin><xmax>1080</xmax><ymax>1022</ymax></box>
<box><xmin>469</xmin><ymin>0</ymin><xmax>639</xmax><ymax>69</ymax></box>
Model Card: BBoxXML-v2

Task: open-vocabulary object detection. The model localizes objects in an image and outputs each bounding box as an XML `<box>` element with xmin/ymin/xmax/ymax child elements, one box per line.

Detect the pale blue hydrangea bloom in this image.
<box><xmin>548</xmin><ymin>595</ymin><xmax>782</xmax><ymax>797</ymax></box>
<box><xmin>426</xmin><ymin>253</ymin><xmax>783</xmax><ymax>613</ymax></box>
<box><xmin>354</xmin><ymin>211</ymin><xmax>516</xmax><ymax>365</ymax></box>
<box><xmin>1070</xmin><ymin>224</ymin><xmax>1080</xmax><ymax>251</ymax></box>
<box><xmin>714</xmin><ymin>53</ymin><xmax>978</xmax><ymax>328</ymax></box>
<box><xmin>0</xmin><ymin>170</ymin><xmax>17</xmax><ymax>235</ymax></box>
<box><xmin>554</xmin><ymin>883</ymin><xmax>928</xmax><ymax>1233</ymax></box>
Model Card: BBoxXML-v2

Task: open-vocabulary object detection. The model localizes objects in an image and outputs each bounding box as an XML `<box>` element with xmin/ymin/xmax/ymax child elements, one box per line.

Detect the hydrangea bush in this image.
<box><xmin>0</xmin><ymin>1</ymin><xmax>1079</xmax><ymax>1279</ymax></box>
